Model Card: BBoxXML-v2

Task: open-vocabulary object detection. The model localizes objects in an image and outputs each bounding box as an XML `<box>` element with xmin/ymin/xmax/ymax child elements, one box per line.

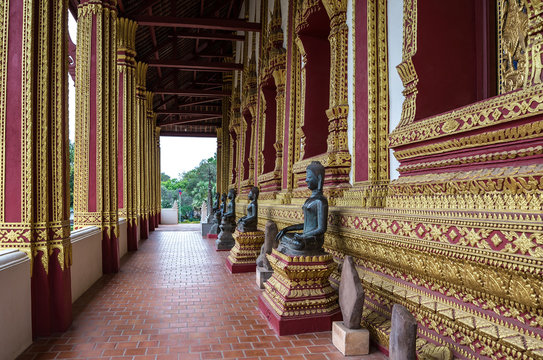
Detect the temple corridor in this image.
<box><xmin>16</xmin><ymin>225</ymin><xmax>386</xmax><ymax>360</ymax></box>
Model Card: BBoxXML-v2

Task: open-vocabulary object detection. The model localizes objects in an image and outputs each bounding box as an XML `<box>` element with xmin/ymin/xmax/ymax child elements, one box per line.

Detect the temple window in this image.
<box><xmin>261</xmin><ymin>77</ymin><xmax>277</xmax><ymax>174</ymax></box>
<box><xmin>295</xmin><ymin>0</ymin><xmax>331</xmax><ymax>160</ymax></box>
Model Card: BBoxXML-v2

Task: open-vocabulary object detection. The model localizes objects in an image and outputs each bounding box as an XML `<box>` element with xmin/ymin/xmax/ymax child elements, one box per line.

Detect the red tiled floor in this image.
<box><xmin>18</xmin><ymin>225</ymin><xmax>387</xmax><ymax>360</ymax></box>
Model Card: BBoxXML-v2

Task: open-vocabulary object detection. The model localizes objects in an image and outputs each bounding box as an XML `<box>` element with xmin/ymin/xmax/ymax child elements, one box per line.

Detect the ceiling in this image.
<box><xmin>69</xmin><ymin>0</ymin><xmax>259</xmax><ymax>137</ymax></box>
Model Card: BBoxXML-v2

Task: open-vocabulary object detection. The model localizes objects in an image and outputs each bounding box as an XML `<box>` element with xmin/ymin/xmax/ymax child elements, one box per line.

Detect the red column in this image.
<box><xmin>74</xmin><ymin>0</ymin><xmax>119</xmax><ymax>273</ymax></box>
<box><xmin>0</xmin><ymin>0</ymin><xmax>72</xmax><ymax>336</ymax></box>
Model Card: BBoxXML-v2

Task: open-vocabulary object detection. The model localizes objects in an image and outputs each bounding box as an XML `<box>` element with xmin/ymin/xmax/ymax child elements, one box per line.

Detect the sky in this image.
<box><xmin>67</xmin><ymin>13</ymin><xmax>217</xmax><ymax>179</ymax></box>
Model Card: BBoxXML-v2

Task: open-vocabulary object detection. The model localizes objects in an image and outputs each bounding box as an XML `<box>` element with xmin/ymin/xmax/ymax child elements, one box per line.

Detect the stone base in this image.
<box><xmin>215</xmin><ymin>231</ymin><xmax>235</xmax><ymax>251</ymax></box>
<box><xmin>259</xmin><ymin>249</ymin><xmax>341</xmax><ymax>335</ymax></box>
<box><xmin>226</xmin><ymin>257</ymin><xmax>257</xmax><ymax>273</ymax></box>
<box><xmin>226</xmin><ymin>230</ymin><xmax>265</xmax><ymax>273</ymax></box>
<box><xmin>259</xmin><ymin>296</ymin><xmax>341</xmax><ymax>336</ymax></box>
<box><xmin>256</xmin><ymin>266</ymin><xmax>273</xmax><ymax>289</ymax></box>
<box><xmin>332</xmin><ymin>321</ymin><xmax>369</xmax><ymax>356</ymax></box>
<box><xmin>201</xmin><ymin>223</ymin><xmax>213</xmax><ymax>236</ymax></box>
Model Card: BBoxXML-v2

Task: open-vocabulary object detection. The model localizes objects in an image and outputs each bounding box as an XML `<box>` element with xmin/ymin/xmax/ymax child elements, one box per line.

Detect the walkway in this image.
<box><xmin>18</xmin><ymin>225</ymin><xmax>387</xmax><ymax>360</ymax></box>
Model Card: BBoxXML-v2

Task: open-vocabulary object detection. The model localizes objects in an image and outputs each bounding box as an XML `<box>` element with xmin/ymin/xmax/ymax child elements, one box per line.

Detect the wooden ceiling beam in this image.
<box><xmin>148</xmin><ymin>60</ymin><xmax>242</xmax><ymax>71</ymax></box>
<box><xmin>153</xmin><ymin>88</ymin><xmax>231</xmax><ymax>97</ymax></box>
<box><xmin>155</xmin><ymin>110</ymin><xmax>222</xmax><ymax>116</ymax></box>
<box><xmin>159</xmin><ymin>116</ymin><xmax>221</xmax><ymax>126</ymax></box>
<box><xmin>168</xmin><ymin>31</ymin><xmax>245</xmax><ymax>42</ymax></box>
<box><xmin>135</xmin><ymin>15</ymin><xmax>261</xmax><ymax>32</ymax></box>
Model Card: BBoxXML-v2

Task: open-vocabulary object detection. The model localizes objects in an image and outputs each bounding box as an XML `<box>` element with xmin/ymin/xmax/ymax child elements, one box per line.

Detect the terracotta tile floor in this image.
<box><xmin>18</xmin><ymin>225</ymin><xmax>387</xmax><ymax>360</ymax></box>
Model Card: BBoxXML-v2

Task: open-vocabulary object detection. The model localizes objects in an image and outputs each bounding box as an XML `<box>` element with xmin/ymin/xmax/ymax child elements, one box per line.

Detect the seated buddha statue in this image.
<box><xmin>237</xmin><ymin>186</ymin><xmax>259</xmax><ymax>232</ymax></box>
<box><xmin>276</xmin><ymin>161</ymin><xmax>328</xmax><ymax>256</ymax></box>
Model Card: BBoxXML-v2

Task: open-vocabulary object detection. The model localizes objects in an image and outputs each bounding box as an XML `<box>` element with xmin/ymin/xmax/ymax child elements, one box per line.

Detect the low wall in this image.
<box><xmin>119</xmin><ymin>218</ymin><xmax>127</xmax><ymax>259</ymax></box>
<box><xmin>0</xmin><ymin>250</ymin><xmax>31</xmax><ymax>360</ymax></box>
<box><xmin>70</xmin><ymin>226</ymin><xmax>102</xmax><ymax>303</ymax></box>
<box><xmin>161</xmin><ymin>208</ymin><xmax>178</xmax><ymax>225</ymax></box>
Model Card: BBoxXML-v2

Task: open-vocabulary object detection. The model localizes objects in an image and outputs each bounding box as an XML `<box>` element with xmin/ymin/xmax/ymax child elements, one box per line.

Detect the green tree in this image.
<box><xmin>160</xmin><ymin>154</ymin><xmax>217</xmax><ymax>219</ymax></box>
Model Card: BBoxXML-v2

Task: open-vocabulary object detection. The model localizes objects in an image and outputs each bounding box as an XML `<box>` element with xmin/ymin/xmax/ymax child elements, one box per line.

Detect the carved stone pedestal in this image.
<box><xmin>256</xmin><ymin>266</ymin><xmax>273</xmax><ymax>288</ymax></box>
<box><xmin>225</xmin><ymin>230</ymin><xmax>265</xmax><ymax>273</ymax></box>
<box><xmin>258</xmin><ymin>249</ymin><xmax>341</xmax><ymax>335</ymax></box>
<box><xmin>216</xmin><ymin>221</ymin><xmax>235</xmax><ymax>251</ymax></box>
<box><xmin>332</xmin><ymin>321</ymin><xmax>369</xmax><ymax>356</ymax></box>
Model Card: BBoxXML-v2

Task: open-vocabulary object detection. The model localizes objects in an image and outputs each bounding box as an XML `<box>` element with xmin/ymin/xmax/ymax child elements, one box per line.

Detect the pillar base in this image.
<box><xmin>226</xmin><ymin>230</ymin><xmax>264</xmax><ymax>273</ymax></box>
<box><xmin>225</xmin><ymin>257</ymin><xmax>257</xmax><ymax>273</ymax></box>
<box><xmin>259</xmin><ymin>249</ymin><xmax>341</xmax><ymax>335</ymax></box>
<box><xmin>259</xmin><ymin>296</ymin><xmax>341</xmax><ymax>336</ymax></box>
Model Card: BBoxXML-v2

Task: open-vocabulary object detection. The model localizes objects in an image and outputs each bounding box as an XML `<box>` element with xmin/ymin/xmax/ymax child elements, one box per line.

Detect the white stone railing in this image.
<box><xmin>0</xmin><ymin>249</ymin><xmax>32</xmax><ymax>360</ymax></box>
<box><xmin>70</xmin><ymin>226</ymin><xmax>102</xmax><ymax>303</ymax></box>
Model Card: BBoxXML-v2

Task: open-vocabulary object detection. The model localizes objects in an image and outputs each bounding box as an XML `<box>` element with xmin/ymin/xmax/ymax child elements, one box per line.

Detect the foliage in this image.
<box><xmin>160</xmin><ymin>154</ymin><xmax>217</xmax><ymax>221</ymax></box>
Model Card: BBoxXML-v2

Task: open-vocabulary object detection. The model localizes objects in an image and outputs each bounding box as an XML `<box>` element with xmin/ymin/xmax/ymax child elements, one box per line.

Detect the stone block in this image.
<box><xmin>256</xmin><ymin>266</ymin><xmax>273</xmax><ymax>288</ymax></box>
<box><xmin>332</xmin><ymin>321</ymin><xmax>369</xmax><ymax>356</ymax></box>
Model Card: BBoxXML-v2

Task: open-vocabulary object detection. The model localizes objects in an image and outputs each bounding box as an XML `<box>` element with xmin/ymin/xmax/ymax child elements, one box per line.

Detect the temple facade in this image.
<box><xmin>0</xmin><ymin>0</ymin><xmax>542</xmax><ymax>359</ymax></box>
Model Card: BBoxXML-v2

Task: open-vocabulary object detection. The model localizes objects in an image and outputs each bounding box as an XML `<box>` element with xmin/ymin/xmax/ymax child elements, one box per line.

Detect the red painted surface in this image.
<box><xmin>117</xmin><ymin>76</ymin><xmax>124</xmax><ymax>209</ymax></box>
<box><xmin>207</xmin><ymin>233</ymin><xmax>218</xmax><ymax>239</ymax></box>
<box><xmin>149</xmin><ymin>215</ymin><xmax>155</xmax><ymax>231</ymax></box>
<box><xmin>298</xmin><ymin>7</ymin><xmax>331</xmax><ymax>159</ymax></box>
<box><xmin>88</xmin><ymin>17</ymin><xmax>97</xmax><ymax>212</ymax></box>
<box><xmin>140</xmin><ymin>216</ymin><xmax>149</xmax><ymax>240</ymax></box>
<box><xmin>48</xmin><ymin>249</ymin><xmax>73</xmax><ymax>332</ymax></box>
<box><xmin>102</xmin><ymin>228</ymin><xmax>120</xmax><ymax>274</ymax></box>
<box><xmin>258</xmin><ymin>295</ymin><xmax>341</xmax><ymax>336</ymax></box>
<box><xmin>242</xmin><ymin>109</ymin><xmax>252</xmax><ymax>180</ymax></box>
<box><xmin>231</xmin><ymin>131</ymin><xmax>237</xmax><ymax>184</ymax></box>
<box><xmin>262</xmin><ymin>78</ymin><xmax>277</xmax><ymax>174</ymax></box>
<box><xmin>127</xmin><ymin>222</ymin><xmax>138</xmax><ymax>251</ymax></box>
<box><xmin>282</xmin><ymin>1</ymin><xmax>294</xmax><ymax>190</ymax></box>
<box><xmin>31</xmin><ymin>251</ymin><xmax>51</xmax><ymax>336</ymax></box>
<box><xmin>4</xmin><ymin>0</ymin><xmax>23</xmax><ymax>222</ymax></box>
<box><xmin>354</xmin><ymin>0</ymin><xmax>369</xmax><ymax>183</ymax></box>
<box><xmin>413</xmin><ymin>1</ymin><xmax>479</xmax><ymax>121</ymax></box>
<box><xmin>225</xmin><ymin>257</ymin><xmax>256</xmax><ymax>273</ymax></box>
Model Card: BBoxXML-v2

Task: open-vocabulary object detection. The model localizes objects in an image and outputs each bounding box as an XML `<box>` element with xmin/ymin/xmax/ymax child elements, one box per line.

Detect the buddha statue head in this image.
<box><xmin>306</xmin><ymin>161</ymin><xmax>325</xmax><ymax>192</ymax></box>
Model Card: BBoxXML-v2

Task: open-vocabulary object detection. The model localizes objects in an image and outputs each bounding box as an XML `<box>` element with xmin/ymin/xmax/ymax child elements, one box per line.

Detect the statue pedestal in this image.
<box><xmin>256</xmin><ymin>266</ymin><xmax>273</xmax><ymax>289</ymax></box>
<box><xmin>332</xmin><ymin>321</ymin><xmax>369</xmax><ymax>356</ymax></box>
<box><xmin>258</xmin><ymin>249</ymin><xmax>341</xmax><ymax>335</ymax></box>
<box><xmin>216</xmin><ymin>221</ymin><xmax>235</xmax><ymax>251</ymax></box>
<box><xmin>225</xmin><ymin>230</ymin><xmax>265</xmax><ymax>273</ymax></box>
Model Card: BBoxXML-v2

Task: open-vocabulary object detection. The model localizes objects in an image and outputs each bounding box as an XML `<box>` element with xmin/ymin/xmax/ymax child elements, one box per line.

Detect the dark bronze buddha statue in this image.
<box><xmin>222</xmin><ymin>189</ymin><xmax>237</xmax><ymax>226</ymax></box>
<box><xmin>276</xmin><ymin>161</ymin><xmax>328</xmax><ymax>256</ymax></box>
<box><xmin>237</xmin><ymin>186</ymin><xmax>259</xmax><ymax>232</ymax></box>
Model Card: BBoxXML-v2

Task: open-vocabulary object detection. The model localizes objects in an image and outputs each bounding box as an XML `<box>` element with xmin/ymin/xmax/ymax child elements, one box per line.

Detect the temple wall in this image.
<box><xmin>226</xmin><ymin>0</ymin><xmax>543</xmax><ymax>358</ymax></box>
<box><xmin>0</xmin><ymin>250</ymin><xmax>31</xmax><ymax>360</ymax></box>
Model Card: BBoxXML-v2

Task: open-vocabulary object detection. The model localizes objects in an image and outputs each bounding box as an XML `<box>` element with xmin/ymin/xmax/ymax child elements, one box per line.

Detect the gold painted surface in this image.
<box><xmin>227</xmin><ymin>230</ymin><xmax>265</xmax><ymax>265</ymax></box>
<box><xmin>262</xmin><ymin>249</ymin><xmax>339</xmax><ymax>317</ymax></box>
<box><xmin>499</xmin><ymin>0</ymin><xmax>530</xmax><ymax>93</ymax></box>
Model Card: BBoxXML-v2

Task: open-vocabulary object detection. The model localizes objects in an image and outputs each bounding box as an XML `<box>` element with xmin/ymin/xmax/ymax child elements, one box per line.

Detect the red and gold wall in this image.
<box><xmin>220</xmin><ymin>0</ymin><xmax>543</xmax><ymax>358</ymax></box>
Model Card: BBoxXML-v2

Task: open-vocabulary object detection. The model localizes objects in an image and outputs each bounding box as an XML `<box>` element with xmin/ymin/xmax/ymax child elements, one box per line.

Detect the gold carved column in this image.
<box><xmin>0</xmin><ymin>0</ymin><xmax>72</xmax><ymax>335</ymax></box>
<box><xmin>322</xmin><ymin>0</ymin><xmax>351</xmax><ymax>186</ymax></box>
<box><xmin>155</xmin><ymin>127</ymin><xmax>162</xmax><ymax>224</ymax></box>
<box><xmin>75</xmin><ymin>0</ymin><xmax>119</xmax><ymax>273</ymax></box>
<box><xmin>116</xmin><ymin>17</ymin><xmax>138</xmax><ymax>248</ymax></box>
<box><xmin>135</xmin><ymin>61</ymin><xmax>148</xmax><ymax>241</ymax></box>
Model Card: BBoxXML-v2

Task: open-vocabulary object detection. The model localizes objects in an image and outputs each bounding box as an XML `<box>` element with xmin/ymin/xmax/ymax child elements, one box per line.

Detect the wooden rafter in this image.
<box><xmin>135</xmin><ymin>15</ymin><xmax>261</xmax><ymax>32</ymax></box>
<box><xmin>147</xmin><ymin>60</ymin><xmax>242</xmax><ymax>71</ymax></box>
